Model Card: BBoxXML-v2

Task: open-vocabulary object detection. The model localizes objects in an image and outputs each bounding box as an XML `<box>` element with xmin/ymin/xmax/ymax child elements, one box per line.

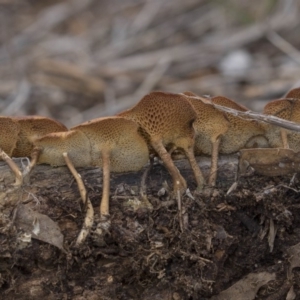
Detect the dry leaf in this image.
<box><xmin>210</xmin><ymin>272</ymin><xmax>275</xmax><ymax>300</ymax></box>
<box><xmin>15</xmin><ymin>204</ymin><xmax>64</xmax><ymax>250</ymax></box>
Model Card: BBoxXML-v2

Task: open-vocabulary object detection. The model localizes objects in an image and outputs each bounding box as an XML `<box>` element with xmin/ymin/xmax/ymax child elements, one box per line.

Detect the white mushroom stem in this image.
<box><xmin>63</xmin><ymin>152</ymin><xmax>94</xmax><ymax>246</ymax></box>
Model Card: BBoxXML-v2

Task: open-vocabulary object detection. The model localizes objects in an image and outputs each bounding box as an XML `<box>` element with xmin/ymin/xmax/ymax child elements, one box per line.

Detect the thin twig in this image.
<box><xmin>212</xmin><ymin>103</ymin><xmax>300</xmax><ymax>132</ymax></box>
<box><xmin>0</xmin><ymin>0</ymin><xmax>94</xmax><ymax>61</ymax></box>
<box><xmin>267</xmin><ymin>31</ymin><xmax>300</xmax><ymax>65</ymax></box>
<box><xmin>129</xmin><ymin>0</ymin><xmax>162</xmax><ymax>35</ymax></box>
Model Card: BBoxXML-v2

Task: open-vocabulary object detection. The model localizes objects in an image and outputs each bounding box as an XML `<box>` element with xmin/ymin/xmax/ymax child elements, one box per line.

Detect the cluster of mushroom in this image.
<box><xmin>1</xmin><ymin>87</ymin><xmax>299</xmax><ymax>244</ymax></box>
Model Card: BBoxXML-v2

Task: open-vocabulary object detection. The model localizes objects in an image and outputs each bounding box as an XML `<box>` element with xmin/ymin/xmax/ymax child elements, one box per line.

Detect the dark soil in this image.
<box><xmin>1</xmin><ymin>161</ymin><xmax>300</xmax><ymax>300</ymax></box>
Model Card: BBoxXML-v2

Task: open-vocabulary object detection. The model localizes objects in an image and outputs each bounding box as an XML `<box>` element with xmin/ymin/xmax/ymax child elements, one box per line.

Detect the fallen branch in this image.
<box><xmin>212</xmin><ymin>103</ymin><xmax>300</xmax><ymax>132</ymax></box>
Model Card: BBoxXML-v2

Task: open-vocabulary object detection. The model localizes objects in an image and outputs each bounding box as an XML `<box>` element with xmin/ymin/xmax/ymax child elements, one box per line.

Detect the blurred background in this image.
<box><xmin>0</xmin><ymin>0</ymin><xmax>299</xmax><ymax>127</ymax></box>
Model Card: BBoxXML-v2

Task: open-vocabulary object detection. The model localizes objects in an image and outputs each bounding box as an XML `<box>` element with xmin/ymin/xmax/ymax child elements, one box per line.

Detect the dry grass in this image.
<box><xmin>0</xmin><ymin>0</ymin><xmax>299</xmax><ymax>127</ymax></box>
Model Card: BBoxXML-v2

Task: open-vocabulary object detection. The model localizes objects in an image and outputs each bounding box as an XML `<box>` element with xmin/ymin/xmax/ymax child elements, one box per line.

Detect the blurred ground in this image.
<box><xmin>0</xmin><ymin>0</ymin><xmax>300</xmax><ymax>127</ymax></box>
<box><xmin>1</xmin><ymin>0</ymin><xmax>300</xmax><ymax>299</ymax></box>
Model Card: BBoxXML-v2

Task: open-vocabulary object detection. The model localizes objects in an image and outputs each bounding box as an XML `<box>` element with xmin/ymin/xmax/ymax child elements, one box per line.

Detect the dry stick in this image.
<box><xmin>266</xmin><ymin>31</ymin><xmax>300</xmax><ymax>65</ymax></box>
<box><xmin>97</xmin><ymin>3</ymin><xmax>212</xmax><ymax>61</ymax></box>
<box><xmin>33</xmin><ymin>59</ymin><xmax>106</xmax><ymax>93</ymax></box>
<box><xmin>163</xmin><ymin>74</ymin><xmax>236</xmax><ymax>94</ymax></box>
<box><xmin>132</xmin><ymin>56</ymin><xmax>171</xmax><ymax>101</ymax></box>
<box><xmin>97</xmin><ymin>9</ymin><xmax>298</xmax><ymax>73</ymax></box>
<box><xmin>204</xmin><ymin>8</ymin><xmax>299</xmax><ymax>51</ymax></box>
<box><xmin>0</xmin><ymin>0</ymin><xmax>94</xmax><ymax>61</ymax></box>
<box><xmin>63</xmin><ymin>153</ymin><xmax>94</xmax><ymax>246</ymax></box>
<box><xmin>99</xmin><ymin>42</ymin><xmax>208</xmax><ymax>73</ymax></box>
<box><xmin>103</xmin><ymin>0</ymin><xmax>279</xmax><ymax>65</ymax></box>
<box><xmin>129</xmin><ymin>0</ymin><xmax>162</xmax><ymax>35</ymax></box>
<box><xmin>212</xmin><ymin>104</ymin><xmax>300</xmax><ymax>132</ymax></box>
